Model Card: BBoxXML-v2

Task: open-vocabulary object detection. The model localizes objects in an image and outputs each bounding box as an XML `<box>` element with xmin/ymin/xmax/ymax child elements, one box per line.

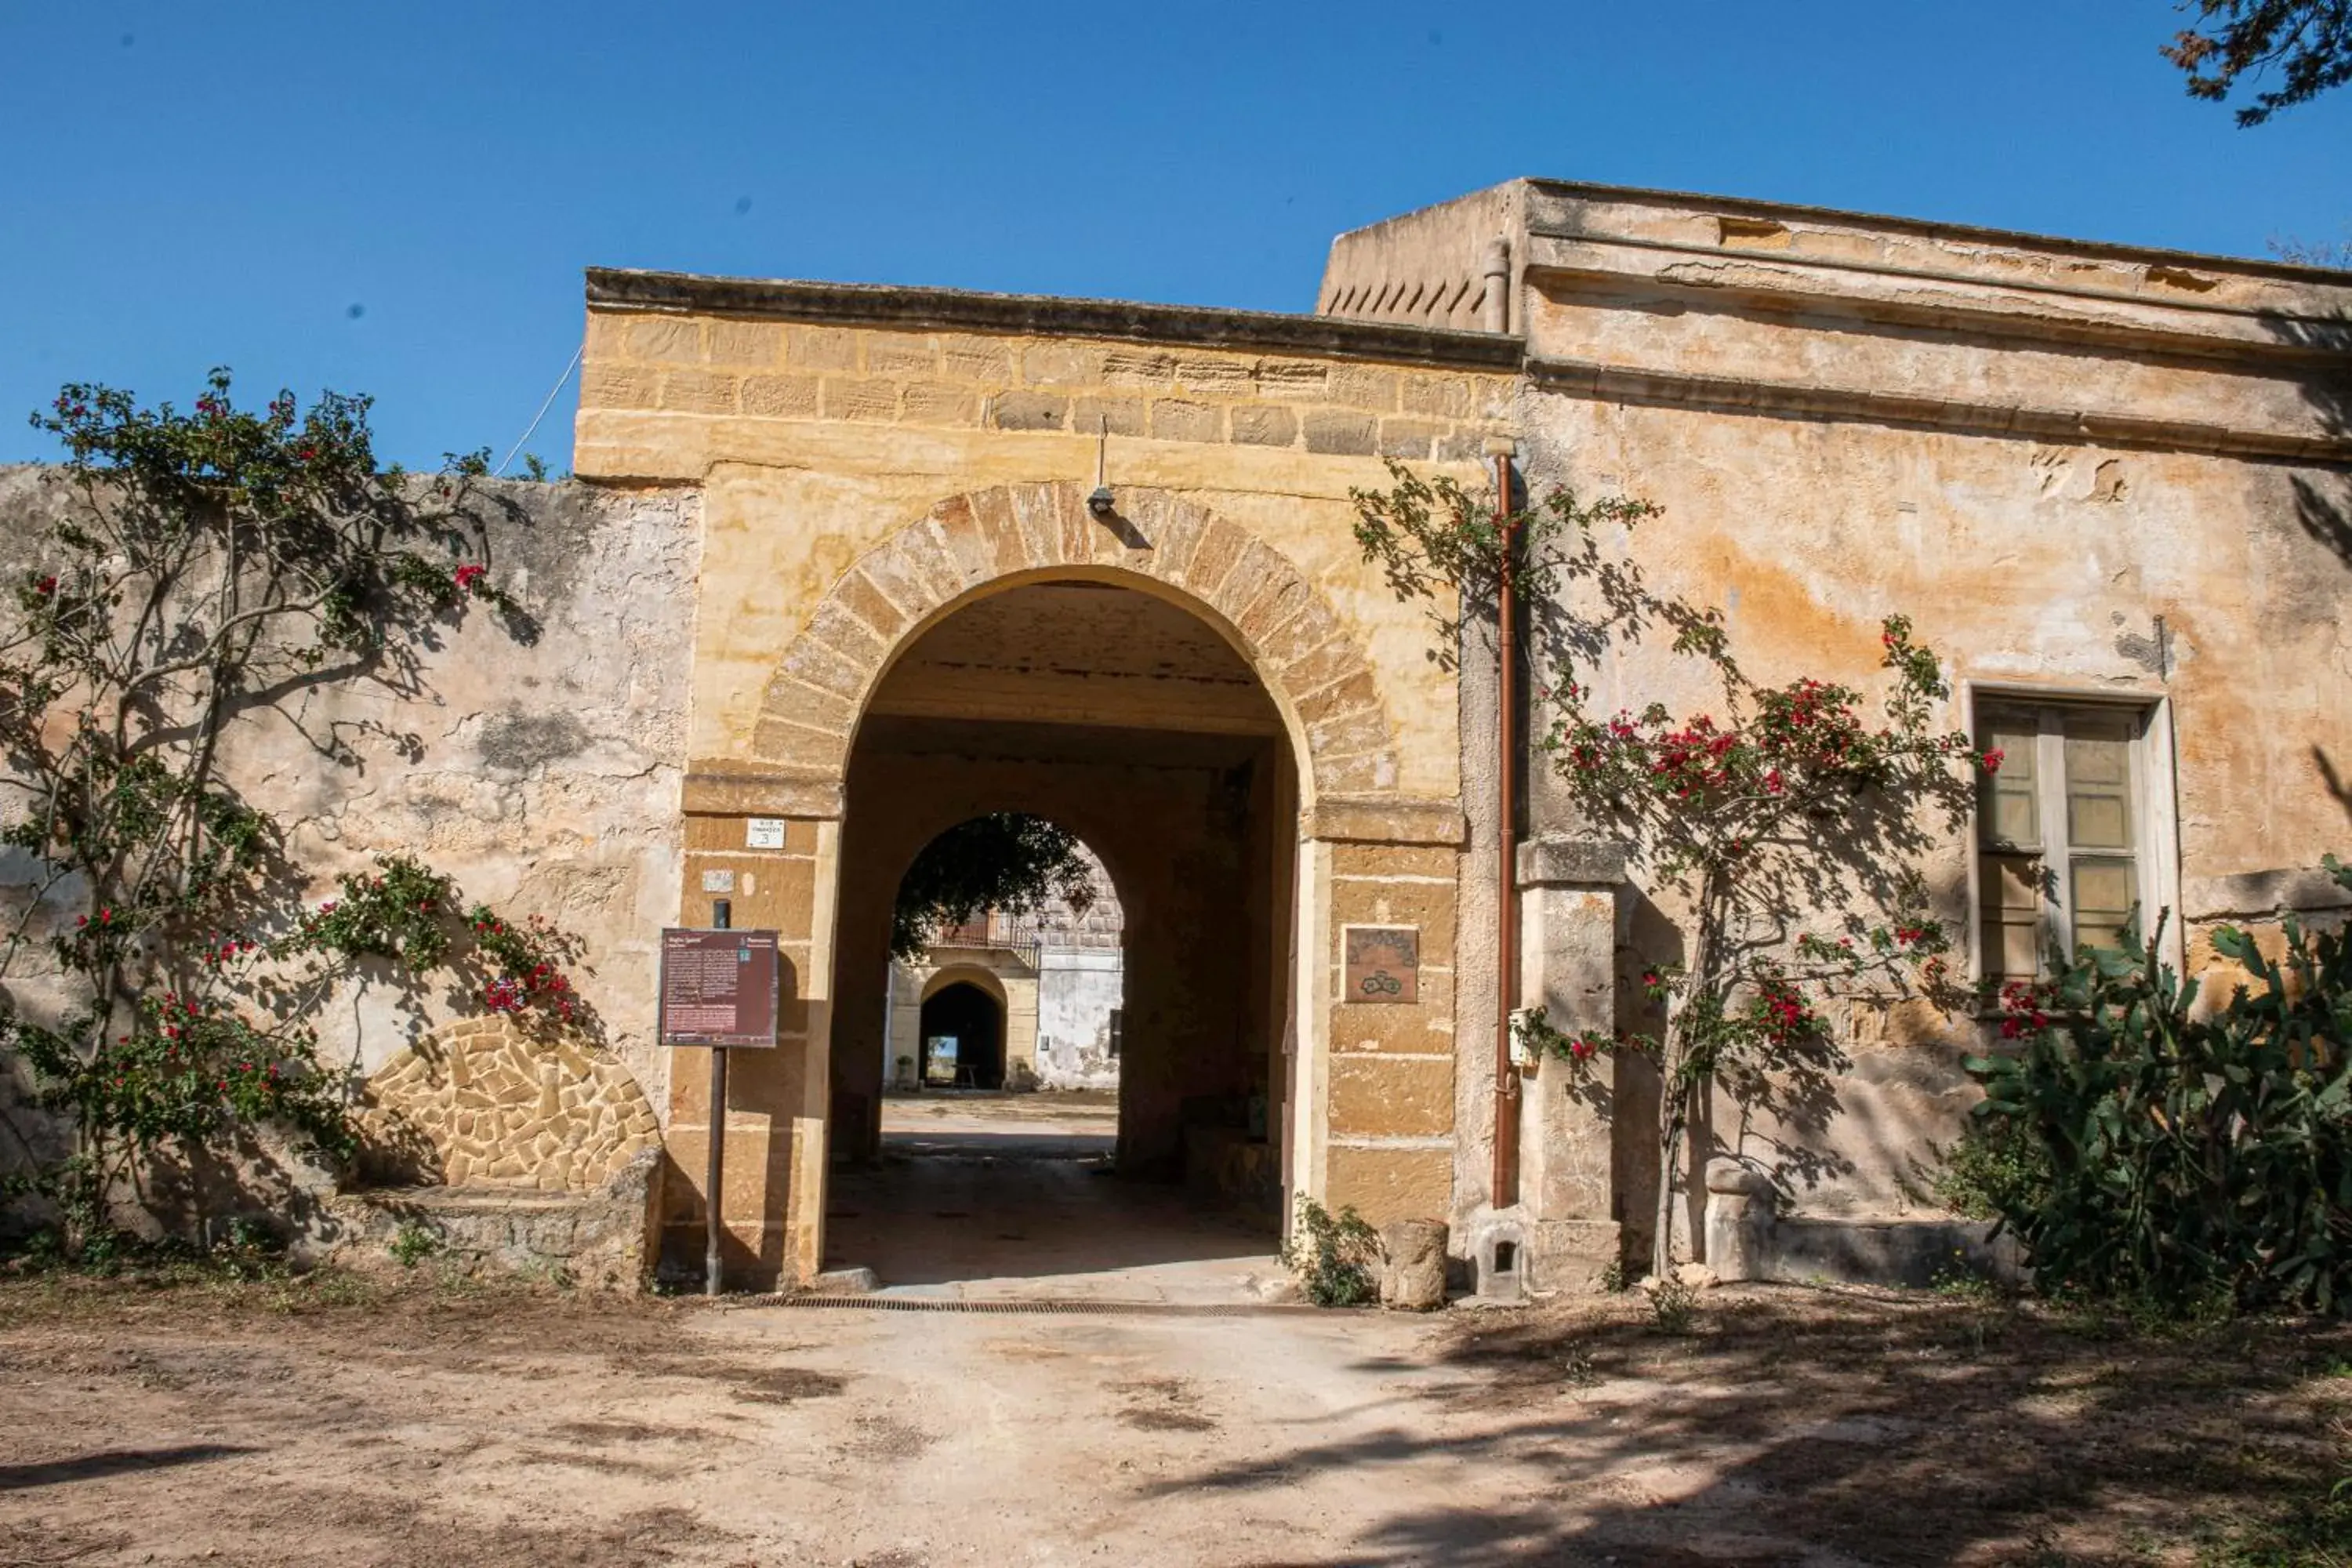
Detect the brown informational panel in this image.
<box><xmin>1343</xmin><ymin>924</ymin><xmax>1419</xmax><ymax>1004</ymax></box>
<box><xmin>659</xmin><ymin>928</ymin><xmax>782</xmax><ymax>1047</ymax></box>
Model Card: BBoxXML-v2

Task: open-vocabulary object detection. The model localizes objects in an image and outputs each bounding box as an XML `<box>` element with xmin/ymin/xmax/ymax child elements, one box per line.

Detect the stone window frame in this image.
<box><xmin>1958</xmin><ymin>681</ymin><xmax>2183</xmax><ymax>988</ymax></box>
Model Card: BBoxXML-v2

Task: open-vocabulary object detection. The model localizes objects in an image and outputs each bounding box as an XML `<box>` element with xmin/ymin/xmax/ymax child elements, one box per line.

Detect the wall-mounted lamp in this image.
<box><xmin>1087</xmin><ymin>416</ymin><xmax>1116</xmax><ymax>517</ymax></box>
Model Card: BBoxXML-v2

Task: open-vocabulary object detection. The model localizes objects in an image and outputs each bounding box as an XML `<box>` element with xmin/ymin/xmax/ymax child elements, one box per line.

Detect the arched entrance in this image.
<box><xmin>662</xmin><ymin>481</ymin><xmax>1467</xmax><ymax>1293</ymax></box>
<box><xmin>822</xmin><ymin>567</ymin><xmax>1304</xmax><ymax>1290</ymax></box>
<box><xmin>917</xmin><ymin>980</ymin><xmax>1004</xmax><ymax>1088</ymax></box>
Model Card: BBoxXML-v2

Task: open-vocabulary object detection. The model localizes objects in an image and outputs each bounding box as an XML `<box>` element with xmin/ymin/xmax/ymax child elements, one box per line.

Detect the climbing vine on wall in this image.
<box><xmin>1352</xmin><ymin>458</ymin><xmax>1992</xmax><ymax>1276</ymax></box>
<box><xmin>0</xmin><ymin>371</ymin><xmax>577</xmax><ymax>1255</ymax></box>
<box><xmin>1534</xmin><ymin>614</ymin><xmax>1994</xmax><ymax>1276</ymax></box>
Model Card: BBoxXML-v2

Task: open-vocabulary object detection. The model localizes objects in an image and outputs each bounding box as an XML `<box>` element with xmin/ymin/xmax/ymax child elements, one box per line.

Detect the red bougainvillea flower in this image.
<box><xmin>1980</xmin><ymin>748</ymin><xmax>2005</xmax><ymax>775</ymax></box>
<box><xmin>453</xmin><ymin>563</ymin><xmax>488</xmax><ymax>592</ymax></box>
<box><xmin>34</xmin><ymin>575</ymin><xmax>56</xmax><ymax>597</ymax></box>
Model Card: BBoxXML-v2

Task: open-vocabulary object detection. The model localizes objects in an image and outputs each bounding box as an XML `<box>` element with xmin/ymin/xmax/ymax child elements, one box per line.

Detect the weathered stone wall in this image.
<box><xmin>572</xmin><ymin>277</ymin><xmax>1508</xmax><ymax>815</ymax></box>
<box><xmin>581</xmin><ymin>272</ymin><xmax>1501</xmax><ymax>1284</ymax></box>
<box><xmin>1515</xmin><ymin>363</ymin><xmax>2351</xmax><ymax>1228</ymax></box>
<box><xmin>0</xmin><ymin>469</ymin><xmax>699</xmax><ymax>1214</ymax></box>
<box><xmin>1036</xmin><ymin>948</ymin><xmax>1123</xmax><ymax>1090</ymax></box>
<box><xmin>579</xmin><ymin>303</ymin><xmax>1518</xmax><ymax>473</ymax></box>
<box><xmin>318</xmin><ymin>1147</ymin><xmax>659</xmax><ymax>1290</ymax></box>
<box><xmin>1327</xmin><ymin>180</ymin><xmax>2351</xmax><ymax>1273</ymax></box>
<box><xmin>1496</xmin><ymin>185</ymin><xmax>2350</xmax><ymax>1240</ymax></box>
<box><xmin>359</xmin><ymin>1016</ymin><xmax>662</xmax><ymax>1191</ymax></box>
<box><xmin>1320</xmin><ymin>182</ymin><xmax>1525</xmax><ymax>332</ymax></box>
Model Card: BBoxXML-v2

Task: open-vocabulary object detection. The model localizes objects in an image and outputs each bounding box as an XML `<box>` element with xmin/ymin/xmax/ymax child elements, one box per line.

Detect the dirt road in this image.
<box><xmin>3</xmin><ymin>1275</ymin><xmax>2344</xmax><ymax>1566</ymax></box>
<box><xmin>0</xmin><ymin>1283</ymin><xmax>1525</xmax><ymax>1566</ymax></box>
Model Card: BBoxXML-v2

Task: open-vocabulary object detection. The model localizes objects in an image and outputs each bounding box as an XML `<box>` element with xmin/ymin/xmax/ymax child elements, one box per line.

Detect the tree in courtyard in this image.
<box><xmin>1353</xmin><ymin>460</ymin><xmax>1994</xmax><ymax>1276</ymax></box>
<box><xmin>0</xmin><ymin>372</ymin><xmax>582</xmax><ymax>1256</ymax></box>
<box><xmin>2162</xmin><ymin>0</ymin><xmax>2352</xmax><ymax>125</ymax></box>
<box><xmin>890</xmin><ymin>814</ymin><xmax>1098</xmax><ymax>960</ymax></box>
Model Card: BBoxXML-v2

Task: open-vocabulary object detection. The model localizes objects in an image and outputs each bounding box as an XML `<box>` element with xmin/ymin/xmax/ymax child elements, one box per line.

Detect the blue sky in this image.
<box><xmin>3</xmin><ymin>2</ymin><xmax>2346</xmax><ymax>471</ymax></box>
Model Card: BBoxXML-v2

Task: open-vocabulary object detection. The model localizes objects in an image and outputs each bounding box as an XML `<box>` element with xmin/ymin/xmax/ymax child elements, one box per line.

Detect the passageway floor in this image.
<box><xmin>822</xmin><ymin>1092</ymin><xmax>1283</xmax><ymax>1305</ymax></box>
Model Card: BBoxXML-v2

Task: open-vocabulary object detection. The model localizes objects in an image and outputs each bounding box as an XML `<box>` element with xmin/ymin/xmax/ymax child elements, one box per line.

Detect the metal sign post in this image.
<box><xmin>657</xmin><ymin>906</ymin><xmax>780</xmax><ymax>1298</ymax></box>
<box><xmin>705</xmin><ymin>1044</ymin><xmax>727</xmax><ymax>1297</ymax></box>
<box><xmin>706</xmin><ymin>900</ymin><xmax>728</xmax><ymax>1299</ymax></box>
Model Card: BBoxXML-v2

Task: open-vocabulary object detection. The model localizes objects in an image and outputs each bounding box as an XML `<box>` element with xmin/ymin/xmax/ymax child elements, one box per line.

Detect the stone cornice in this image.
<box><xmin>1525</xmin><ymin>252</ymin><xmax>2349</xmax><ymax>372</ymax></box>
<box><xmin>1515</xmin><ymin>837</ymin><xmax>1628</xmax><ymax>888</ymax></box>
<box><xmin>1526</xmin><ymin>355</ymin><xmax>2352</xmax><ymax>464</ymax></box>
<box><xmin>584</xmin><ymin>269</ymin><xmax>1526</xmax><ymax>372</ymax></box>
<box><xmin>1523</xmin><ymin>177</ymin><xmax>2352</xmax><ymax>293</ymax></box>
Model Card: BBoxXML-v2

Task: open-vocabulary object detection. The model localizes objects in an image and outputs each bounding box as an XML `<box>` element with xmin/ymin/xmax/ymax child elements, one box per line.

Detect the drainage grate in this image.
<box><xmin>766</xmin><ymin>1294</ymin><xmax>1330</xmax><ymax>1319</ymax></box>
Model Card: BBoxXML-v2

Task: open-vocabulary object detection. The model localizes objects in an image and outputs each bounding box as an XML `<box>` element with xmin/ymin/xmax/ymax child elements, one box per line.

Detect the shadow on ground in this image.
<box><xmin>1148</xmin><ymin>1285</ymin><xmax>2352</xmax><ymax>1566</ymax></box>
<box><xmin>0</xmin><ymin>1443</ymin><xmax>259</xmax><ymax>1491</ymax></box>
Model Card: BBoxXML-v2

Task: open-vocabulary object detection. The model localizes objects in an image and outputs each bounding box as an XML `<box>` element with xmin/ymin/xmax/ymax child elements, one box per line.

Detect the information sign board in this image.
<box><xmin>659</xmin><ymin>928</ymin><xmax>782</xmax><ymax>1047</ymax></box>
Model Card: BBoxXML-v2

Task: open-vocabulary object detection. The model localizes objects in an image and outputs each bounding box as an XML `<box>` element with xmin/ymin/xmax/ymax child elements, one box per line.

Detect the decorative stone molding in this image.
<box><xmin>584</xmin><ymin>269</ymin><xmax>1524</xmax><ymax>371</ymax></box>
<box><xmin>1528</xmin><ymin>356</ymin><xmax>2352</xmax><ymax>464</ymax></box>
<box><xmin>1515</xmin><ymin>836</ymin><xmax>1629</xmax><ymax>888</ymax></box>
<box><xmin>1309</xmin><ymin>794</ymin><xmax>1466</xmax><ymax>847</ymax></box>
<box><xmin>750</xmin><ymin>481</ymin><xmax>1409</xmax><ymax>811</ymax></box>
<box><xmin>360</xmin><ymin>1017</ymin><xmax>661</xmax><ymax>1192</ymax></box>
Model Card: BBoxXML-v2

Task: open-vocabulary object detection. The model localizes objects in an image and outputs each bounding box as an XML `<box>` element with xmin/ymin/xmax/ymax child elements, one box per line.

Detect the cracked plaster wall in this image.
<box><xmin>1508</xmin><ymin>284</ymin><xmax>2352</xmax><ymax>1236</ymax></box>
<box><xmin>0</xmin><ymin>468</ymin><xmax>701</xmax><ymax>1142</ymax></box>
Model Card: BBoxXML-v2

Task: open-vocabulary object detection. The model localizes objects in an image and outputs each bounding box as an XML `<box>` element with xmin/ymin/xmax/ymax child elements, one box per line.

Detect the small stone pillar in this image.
<box><xmin>1515</xmin><ymin>837</ymin><xmax>1627</xmax><ymax>1290</ymax></box>
<box><xmin>1380</xmin><ymin>1219</ymin><xmax>1449</xmax><ymax>1310</ymax></box>
<box><xmin>1704</xmin><ymin>1159</ymin><xmax>1778</xmax><ymax>1283</ymax></box>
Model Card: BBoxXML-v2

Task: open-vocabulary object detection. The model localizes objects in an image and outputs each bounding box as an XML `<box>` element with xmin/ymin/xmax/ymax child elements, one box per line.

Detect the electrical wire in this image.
<box><xmin>494</xmin><ymin>343</ymin><xmax>584</xmax><ymax>477</ymax></box>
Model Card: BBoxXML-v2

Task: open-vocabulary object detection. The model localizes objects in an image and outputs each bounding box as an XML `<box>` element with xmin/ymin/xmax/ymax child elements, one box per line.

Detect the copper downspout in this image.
<box><xmin>1492</xmin><ymin>450</ymin><xmax>1522</xmax><ymax>1210</ymax></box>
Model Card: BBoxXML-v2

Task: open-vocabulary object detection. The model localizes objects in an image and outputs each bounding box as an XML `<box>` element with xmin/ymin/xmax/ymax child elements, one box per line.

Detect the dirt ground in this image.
<box><xmin>2</xmin><ymin>1270</ymin><xmax>2346</xmax><ymax>1567</ymax></box>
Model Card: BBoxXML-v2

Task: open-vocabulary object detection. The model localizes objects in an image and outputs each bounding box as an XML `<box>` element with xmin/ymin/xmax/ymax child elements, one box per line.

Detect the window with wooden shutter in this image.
<box><xmin>1976</xmin><ymin>702</ymin><xmax>2152</xmax><ymax>982</ymax></box>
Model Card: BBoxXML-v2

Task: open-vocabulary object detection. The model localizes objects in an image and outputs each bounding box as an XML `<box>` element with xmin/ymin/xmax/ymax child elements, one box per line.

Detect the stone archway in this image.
<box><xmin>920</xmin><ymin>964</ymin><xmax>1011</xmax><ymax>1008</ymax></box>
<box><xmin>917</xmin><ymin>981</ymin><xmax>1006</xmax><ymax>1089</ymax></box>
<box><xmin>913</xmin><ymin>963</ymin><xmax>1018</xmax><ymax>1089</ymax></box>
<box><xmin>666</xmin><ymin>481</ymin><xmax>1468</xmax><ymax>1290</ymax></box>
<box><xmin>744</xmin><ymin>481</ymin><xmax>1405</xmax><ymax>811</ymax></box>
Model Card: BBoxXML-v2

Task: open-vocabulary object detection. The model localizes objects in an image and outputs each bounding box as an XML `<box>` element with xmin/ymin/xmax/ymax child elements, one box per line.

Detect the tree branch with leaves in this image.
<box><xmin>890</xmin><ymin>814</ymin><xmax>1098</xmax><ymax>960</ymax></box>
<box><xmin>2162</xmin><ymin>0</ymin><xmax>2352</xmax><ymax>125</ymax></box>
<box><xmin>0</xmin><ymin>372</ymin><xmax>575</xmax><ymax>1256</ymax></box>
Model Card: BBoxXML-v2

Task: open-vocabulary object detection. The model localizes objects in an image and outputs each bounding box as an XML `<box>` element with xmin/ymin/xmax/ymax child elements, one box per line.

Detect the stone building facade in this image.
<box><xmin>1317</xmin><ymin>182</ymin><xmax>2351</xmax><ymax>1281</ymax></box>
<box><xmin>583</xmin><ymin>179</ymin><xmax>2350</xmax><ymax>1290</ymax></box>
<box><xmin>884</xmin><ymin>855</ymin><xmax>1125</xmax><ymax>1094</ymax></box>
<box><xmin>6</xmin><ymin>178</ymin><xmax>2343</xmax><ymax>1293</ymax></box>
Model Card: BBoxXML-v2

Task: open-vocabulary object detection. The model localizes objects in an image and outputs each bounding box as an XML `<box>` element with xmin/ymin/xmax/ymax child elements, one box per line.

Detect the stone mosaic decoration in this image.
<box><xmin>361</xmin><ymin>1017</ymin><xmax>661</xmax><ymax>1192</ymax></box>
